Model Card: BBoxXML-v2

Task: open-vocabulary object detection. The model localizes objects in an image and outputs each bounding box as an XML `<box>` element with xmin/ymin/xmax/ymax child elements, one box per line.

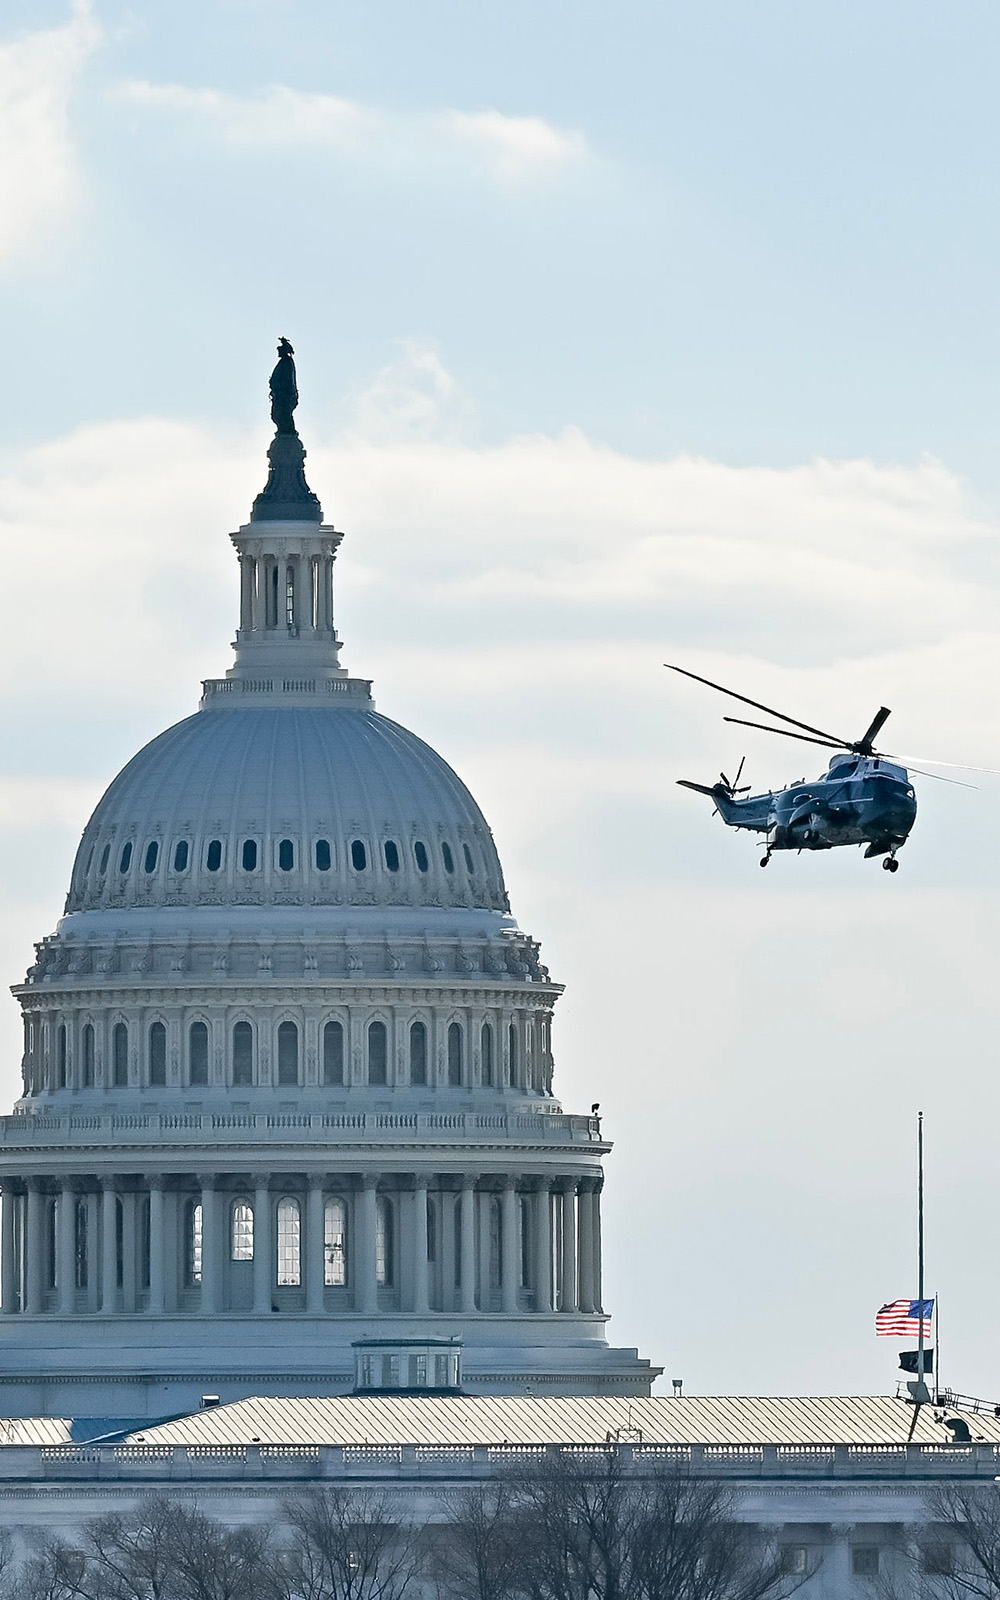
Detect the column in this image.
<box><xmin>200</xmin><ymin>1177</ymin><xmax>221</xmax><ymax>1314</ymax></box>
<box><xmin>253</xmin><ymin>1182</ymin><xmax>272</xmax><ymax>1314</ymax></box>
<box><xmin>239</xmin><ymin>554</ymin><xmax>254</xmax><ymax>632</ymax></box>
<box><xmin>306</xmin><ymin>1175</ymin><xmax>325</xmax><ymax>1314</ymax></box>
<box><xmin>501</xmin><ymin>1178</ymin><xmax>519</xmax><ymax>1314</ymax></box>
<box><xmin>441</xmin><ymin>1186</ymin><xmax>456</xmax><ymax>1313</ymax></box>
<box><xmin>121</xmin><ymin>1192</ymin><xmax>137</xmax><ymax>1312</ymax></box>
<box><xmin>25</xmin><ymin>1180</ymin><xmax>44</xmax><ymax>1315</ymax></box>
<box><xmin>356</xmin><ymin>1176</ymin><xmax>378</xmax><ymax>1315</ymax></box>
<box><xmin>100</xmin><ymin>1179</ymin><xmax>117</xmax><ymax>1313</ymax></box>
<box><xmin>86</xmin><ymin>1191</ymin><xmax>100</xmax><ymax>1312</ymax></box>
<box><xmin>593</xmin><ymin>1183</ymin><xmax>603</xmax><ymax>1313</ymax></box>
<box><xmin>533</xmin><ymin>1179</ymin><xmax>552</xmax><ymax>1313</ymax></box>
<box><xmin>322</xmin><ymin>557</ymin><xmax>334</xmax><ymax>631</ymax></box>
<box><xmin>459</xmin><ymin>1176</ymin><xmax>477</xmax><ymax>1313</ymax></box>
<box><xmin>295</xmin><ymin>555</ymin><xmax>312</xmax><ymax>634</ymax></box>
<box><xmin>1</xmin><ymin>1187</ymin><xmax>17</xmax><ymax>1313</ymax></box>
<box><xmin>148</xmin><ymin>1180</ymin><xmax>165</xmax><ymax>1314</ymax></box>
<box><xmin>560</xmin><ymin>1183</ymin><xmax>578</xmax><ymax>1313</ymax></box>
<box><xmin>412</xmin><ymin>1177</ymin><xmax>429</xmax><ymax>1314</ymax></box>
<box><xmin>577</xmin><ymin>1182</ymin><xmax>595</xmax><ymax>1314</ymax></box>
<box><xmin>57</xmin><ymin>1184</ymin><xmax>76</xmax><ymax>1315</ymax></box>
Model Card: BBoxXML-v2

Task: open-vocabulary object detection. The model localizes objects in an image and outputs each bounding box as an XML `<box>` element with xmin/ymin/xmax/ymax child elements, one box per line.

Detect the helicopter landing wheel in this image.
<box><xmin>759</xmin><ymin>855</ymin><xmax>771</xmax><ymax>869</ymax></box>
<box><xmin>882</xmin><ymin>856</ymin><xmax>899</xmax><ymax>873</ymax></box>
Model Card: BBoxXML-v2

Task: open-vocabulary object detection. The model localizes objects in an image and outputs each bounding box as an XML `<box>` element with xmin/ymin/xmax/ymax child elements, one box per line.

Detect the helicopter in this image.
<box><xmin>666</xmin><ymin>662</ymin><xmax>933</xmax><ymax>871</ymax></box>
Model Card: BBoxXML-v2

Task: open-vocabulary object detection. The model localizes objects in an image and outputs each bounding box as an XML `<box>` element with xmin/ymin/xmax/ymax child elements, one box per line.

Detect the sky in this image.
<box><xmin>3</xmin><ymin>0</ymin><xmax>1000</xmax><ymax>1401</ymax></box>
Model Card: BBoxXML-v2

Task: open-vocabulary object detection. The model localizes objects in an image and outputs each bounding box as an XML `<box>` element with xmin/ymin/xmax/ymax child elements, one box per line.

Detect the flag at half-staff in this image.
<box><xmin>875</xmin><ymin>1299</ymin><xmax>934</xmax><ymax>1338</ymax></box>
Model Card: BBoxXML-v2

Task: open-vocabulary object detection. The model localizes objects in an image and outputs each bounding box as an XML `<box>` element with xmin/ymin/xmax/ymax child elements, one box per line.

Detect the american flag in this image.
<box><xmin>875</xmin><ymin>1299</ymin><xmax>934</xmax><ymax>1338</ymax></box>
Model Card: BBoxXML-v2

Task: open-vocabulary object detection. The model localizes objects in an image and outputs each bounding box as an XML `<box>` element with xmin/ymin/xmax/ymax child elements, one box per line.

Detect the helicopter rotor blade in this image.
<box><xmin>902</xmin><ymin>765</ymin><xmax>978</xmax><ymax>789</ymax></box>
<box><xmin>884</xmin><ymin>753</ymin><xmax>1000</xmax><ymax>777</ymax></box>
<box><xmin>858</xmin><ymin>706</ymin><xmax>892</xmax><ymax>749</ymax></box>
<box><xmin>664</xmin><ymin>663</ymin><xmax>851</xmax><ymax>746</ymax></box>
<box><xmin>722</xmin><ymin>717</ymin><xmax>847</xmax><ymax>750</ymax></box>
<box><xmin>733</xmin><ymin>755</ymin><xmax>746</xmax><ymax>788</ymax></box>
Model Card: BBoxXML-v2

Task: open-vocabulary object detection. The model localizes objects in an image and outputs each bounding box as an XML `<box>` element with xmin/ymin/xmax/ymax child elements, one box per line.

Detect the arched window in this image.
<box><xmin>149</xmin><ymin>1021</ymin><xmax>166</xmax><ymax>1086</ymax></box>
<box><xmin>184</xmin><ymin>1201</ymin><xmax>203</xmax><ymax>1285</ymax></box>
<box><xmin>463</xmin><ymin>842</ymin><xmax>476</xmax><ymax>874</ymax></box>
<box><xmin>367</xmin><ymin>1021</ymin><xmax>387</xmax><ymax>1086</ymax></box>
<box><xmin>383</xmin><ymin>840</ymin><xmax>400</xmax><ymax>872</ymax></box>
<box><xmin>376</xmin><ymin>1196</ymin><xmax>394</xmax><ymax>1286</ymax></box>
<box><xmin>324</xmin><ymin>1197</ymin><xmax>347</xmax><ymax>1286</ymax></box>
<box><xmin>241</xmin><ymin>839</ymin><xmax>258</xmax><ymax>872</ymax></box>
<box><xmin>323</xmin><ymin>1021</ymin><xmax>344</xmax><ymax>1086</ymax></box>
<box><xmin>189</xmin><ymin>1022</ymin><xmax>209</xmax><ymax>1086</ymax></box>
<box><xmin>143</xmin><ymin>841</ymin><xmax>159</xmax><ymax>874</ymax></box>
<box><xmin>82</xmin><ymin>1023</ymin><xmax>95</xmax><ymax>1088</ymax></box>
<box><xmin>113</xmin><ymin>1023</ymin><xmax>128</xmax><ymax>1087</ymax></box>
<box><xmin>119</xmin><ymin>842</ymin><xmax>133</xmax><ymax>873</ymax></box>
<box><xmin>350</xmin><ymin>839</ymin><xmax>367</xmax><ymax>871</ymax></box>
<box><xmin>232</xmin><ymin>1021</ymin><xmax>253</xmax><ymax>1086</ymax></box>
<box><xmin>508</xmin><ymin>1022</ymin><xmax>519</xmax><ymax>1087</ymax></box>
<box><xmin>206</xmin><ymin>839</ymin><xmax>223</xmax><ymax>872</ymax></box>
<box><xmin>414</xmin><ymin>841</ymin><xmax>429</xmax><ymax>873</ymax></box>
<box><xmin>315</xmin><ymin>838</ymin><xmax>332</xmax><ymax>871</ymax></box>
<box><xmin>231</xmin><ymin>1200</ymin><xmax>254</xmax><ymax>1261</ymax></box>
<box><xmin>277</xmin><ymin>1021</ymin><xmax>299</xmax><ymax>1086</ymax></box>
<box><xmin>409</xmin><ymin>1021</ymin><xmax>427</xmax><ymax>1087</ymax></box>
<box><xmin>173</xmin><ymin>840</ymin><xmax>189</xmax><ymax>873</ymax></box>
<box><xmin>481</xmin><ymin>1022</ymin><xmax>494</xmax><ymax>1088</ymax></box>
<box><xmin>276</xmin><ymin>1197</ymin><xmax>301</xmax><ymax>1286</ymax></box>
<box><xmin>448</xmin><ymin>1022</ymin><xmax>463</xmax><ymax>1087</ymax></box>
<box><xmin>75</xmin><ymin>1199</ymin><xmax>88</xmax><ymax>1290</ymax></box>
<box><xmin>99</xmin><ymin>843</ymin><xmax>110</xmax><ymax>874</ymax></box>
<box><xmin>442</xmin><ymin>842</ymin><xmax>455</xmax><ymax>874</ymax></box>
<box><xmin>278</xmin><ymin>838</ymin><xmax>294</xmax><ymax>872</ymax></box>
<box><xmin>57</xmin><ymin>1024</ymin><xmax>67</xmax><ymax>1090</ymax></box>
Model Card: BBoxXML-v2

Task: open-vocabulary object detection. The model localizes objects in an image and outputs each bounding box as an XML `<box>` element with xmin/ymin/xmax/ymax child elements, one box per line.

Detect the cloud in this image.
<box><xmin>437</xmin><ymin>109</ymin><xmax>587</xmax><ymax>183</ymax></box>
<box><xmin>115</xmin><ymin>80</ymin><xmax>375</xmax><ymax>148</ymax></box>
<box><xmin>0</xmin><ymin>0</ymin><xmax>98</xmax><ymax>267</ymax></box>
<box><xmin>112</xmin><ymin>79</ymin><xmax>589</xmax><ymax>184</ymax></box>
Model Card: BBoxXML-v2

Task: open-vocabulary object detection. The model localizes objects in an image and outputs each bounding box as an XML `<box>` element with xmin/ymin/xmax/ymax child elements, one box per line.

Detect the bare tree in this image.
<box><xmin>437</xmin><ymin>1449</ymin><xmax>813</xmax><ymax>1600</ymax></box>
<box><xmin>871</xmin><ymin>1482</ymin><xmax>1000</xmax><ymax>1600</ymax></box>
<box><xmin>19</xmin><ymin>1499</ymin><xmax>283</xmax><ymax>1600</ymax></box>
<box><xmin>281</xmin><ymin>1488</ymin><xmax>421</xmax><ymax>1600</ymax></box>
<box><xmin>429</xmin><ymin>1480</ymin><xmax>523</xmax><ymax>1600</ymax></box>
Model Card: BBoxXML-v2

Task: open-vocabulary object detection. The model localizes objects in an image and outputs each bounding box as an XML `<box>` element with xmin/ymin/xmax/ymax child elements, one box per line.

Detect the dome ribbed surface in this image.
<box><xmin>67</xmin><ymin>708</ymin><xmax>508</xmax><ymax>913</ymax></box>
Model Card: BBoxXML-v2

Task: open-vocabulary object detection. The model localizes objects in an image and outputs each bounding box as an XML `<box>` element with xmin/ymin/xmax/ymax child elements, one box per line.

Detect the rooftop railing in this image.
<box><xmin>0</xmin><ymin>1110</ymin><xmax>603</xmax><ymax>1149</ymax></box>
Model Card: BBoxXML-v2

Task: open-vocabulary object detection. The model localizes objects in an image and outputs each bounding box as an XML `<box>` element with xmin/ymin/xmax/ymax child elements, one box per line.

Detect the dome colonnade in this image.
<box><xmin>0</xmin><ymin>345</ymin><xmax>656</xmax><ymax>1413</ymax></box>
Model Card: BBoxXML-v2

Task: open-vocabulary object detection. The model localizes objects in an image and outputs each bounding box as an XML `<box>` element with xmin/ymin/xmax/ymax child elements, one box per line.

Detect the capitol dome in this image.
<box><xmin>0</xmin><ymin>343</ymin><xmax>657</xmax><ymax>1416</ymax></box>
<box><xmin>65</xmin><ymin>706</ymin><xmax>509</xmax><ymax>916</ymax></box>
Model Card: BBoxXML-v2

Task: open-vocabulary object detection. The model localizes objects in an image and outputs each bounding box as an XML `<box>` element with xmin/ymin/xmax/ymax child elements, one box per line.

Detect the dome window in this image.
<box><xmin>277</xmin><ymin>1020</ymin><xmax>299</xmax><ymax>1085</ymax></box>
<box><xmin>173</xmin><ymin>840</ymin><xmax>190</xmax><ymax>873</ymax></box>
<box><xmin>56</xmin><ymin>1025</ymin><xmax>67</xmax><ymax>1091</ymax></box>
<box><xmin>383</xmin><ymin>840</ymin><xmax>400</xmax><ymax>872</ymax></box>
<box><xmin>232</xmin><ymin>1021</ymin><xmax>253</xmax><ymax>1086</ymax></box>
<box><xmin>368</xmin><ymin>1021</ymin><xmax>388</xmax><ymax>1086</ymax></box>
<box><xmin>442</xmin><ymin>843</ymin><xmax>455</xmax><ymax>875</ymax></box>
<box><xmin>277</xmin><ymin>1197</ymin><xmax>301</xmax><ymax>1286</ymax></box>
<box><xmin>82</xmin><ymin>1024</ymin><xmax>95</xmax><ymax>1088</ymax></box>
<box><xmin>448</xmin><ymin>1022</ymin><xmax>463</xmax><ymax>1086</ymax></box>
<box><xmin>315</xmin><ymin>839</ymin><xmax>332</xmax><ymax>872</ymax></box>
<box><xmin>119</xmin><ymin>843</ymin><xmax>133</xmax><ymax>874</ymax></box>
<box><xmin>241</xmin><ymin>839</ymin><xmax>258</xmax><ymax>872</ymax></box>
<box><xmin>323</xmin><ymin>1020</ymin><xmax>344</xmax><ymax>1086</ymax></box>
<box><xmin>351</xmin><ymin>840</ymin><xmax>367</xmax><ymax>872</ymax></box>
<box><xmin>143</xmin><ymin>842</ymin><xmax>159</xmax><ymax>874</ymax></box>
<box><xmin>324</xmin><ymin>1197</ymin><xmax>347</xmax><ymax>1286</ymax></box>
<box><xmin>375</xmin><ymin>1197</ymin><xmax>394</xmax><ymax>1287</ymax></box>
<box><xmin>189</xmin><ymin>1022</ymin><xmax>209</xmax><ymax>1086</ymax></box>
<box><xmin>206</xmin><ymin>839</ymin><xmax>223</xmax><ymax>873</ymax></box>
<box><xmin>463</xmin><ymin>843</ymin><xmax>475</xmax><ymax>874</ymax></box>
<box><xmin>99</xmin><ymin>844</ymin><xmax>110</xmax><ymax>875</ymax></box>
<box><xmin>113</xmin><ymin>1023</ymin><xmax>128</xmax><ymax>1087</ymax></box>
<box><xmin>409</xmin><ymin>1021</ymin><xmax>427</xmax><ymax>1086</ymax></box>
<box><xmin>148</xmin><ymin>1022</ymin><xmax>166</xmax><ymax>1086</ymax></box>
<box><xmin>414</xmin><ymin>841</ymin><xmax>429</xmax><ymax>873</ymax></box>
<box><xmin>231</xmin><ymin>1200</ymin><xmax>254</xmax><ymax>1262</ymax></box>
<box><xmin>481</xmin><ymin>1022</ymin><xmax>494</xmax><ymax>1088</ymax></box>
<box><xmin>278</xmin><ymin>839</ymin><xmax>295</xmax><ymax>872</ymax></box>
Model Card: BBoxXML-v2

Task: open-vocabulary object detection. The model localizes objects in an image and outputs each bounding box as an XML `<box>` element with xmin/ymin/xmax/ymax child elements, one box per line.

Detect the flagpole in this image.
<box><xmin>917</xmin><ymin>1111</ymin><xmax>926</xmax><ymax>1389</ymax></box>
<box><xmin>934</xmin><ymin>1289</ymin><xmax>940</xmax><ymax>1405</ymax></box>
